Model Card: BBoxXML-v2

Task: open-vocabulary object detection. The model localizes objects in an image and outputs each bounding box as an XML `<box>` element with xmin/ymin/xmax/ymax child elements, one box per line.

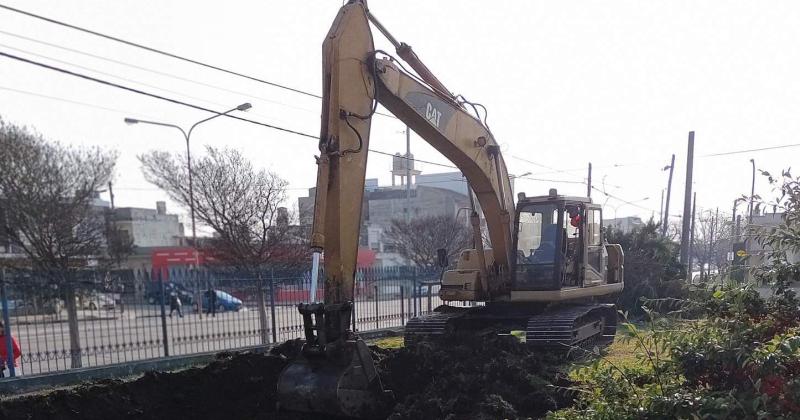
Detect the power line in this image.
<box><xmin>0</xmin><ymin>41</ymin><xmax>303</xmax><ymax>126</ymax></box>
<box><xmin>0</xmin><ymin>42</ymin><xmax>230</xmax><ymax>110</ymax></box>
<box><xmin>0</xmin><ymin>22</ymin><xmax>403</xmax><ymax>119</ymax></box>
<box><xmin>0</xmin><ymin>85</ymin><xmax>159</xmax><ymax>119</ymax></box>
<box><xmin>512</xmin><ymin>155</ymin><xmax>587</xmax><ymax>182</ymax></box>
<box><xmin>16</xmin><ymin>4</ymin><xmax>796</xmax><ymax>161</ymax></box>
<box><xmin>591</xmin><ymin>186</ymin><xmax>661</xmax><ymax>214</ymax></box>
<box><xmin>0</xmin><ymin>50</ymin><xmax>460</xmax><ymax>171</ymax></box>
<box><xmin>0</xmin><ymin>51</ymin><xmax>578</xmax><ymax>189</ymax></box>
<box><xmin>0</xmin><ymin>49</ymin><xmax>319</xmax><ymax>139</ymax></box>
<box><xmin>0</xmin><ymin>29</ymin><xmax>321</xmax><ymax>116</ymax></box>
<box><xmin>700</xmin><ymin>143</ymin><xmax>800</xmax><ymax>158</ymax></box>
<box><xmin>0</xmin><ymin>3</ymin><xmax>321</xmax><ymax>99</ymax></box>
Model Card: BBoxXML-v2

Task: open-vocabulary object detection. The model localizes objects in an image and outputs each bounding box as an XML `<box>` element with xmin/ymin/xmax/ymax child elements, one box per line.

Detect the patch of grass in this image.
<box><xmin>373</xmin><ymin>336</ymin><xmax>404</xmax><ymax>349</ymax></box>
<box><xmin>568</xmin><ymin>332</ymin><xmax>644</xmax><ymax>382</ymax></box>
<box><xmin>600</xmin><ymin>333</ymin><xmax>639</xmax><ymax>369</ymax></box>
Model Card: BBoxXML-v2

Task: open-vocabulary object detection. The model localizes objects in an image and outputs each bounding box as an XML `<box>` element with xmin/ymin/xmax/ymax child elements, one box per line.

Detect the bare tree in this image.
<box><xmin>139</xmin><ymin>146</ymin><xmax>302</xmax><ymax>343</ymax></box>
<box><xmin>691</xmin><ymin>209</ymin><xmax>732</xmax><ymax>280</ymax></box>
<box><xmin>384</xmin><ymin>214</ymin><xmax>472</xmax><ymax>268</ymax></box>
<box><xmin>0</xmin><ymin>119</ymin><xmax>119</xmax><ymax>368</ymax></box>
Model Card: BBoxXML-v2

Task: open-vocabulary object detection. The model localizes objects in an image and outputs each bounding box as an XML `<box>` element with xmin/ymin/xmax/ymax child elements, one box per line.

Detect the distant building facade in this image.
<box><xmin>298</xmin><ymin>159</ymin><xmax>472</xmax><ymax>267</ymax></box>
<box><xmin>110</xmin><ymin>201</ymin><xmax>184</xmax><ymax>248</ymax></box>
<box><xmin>603</xmin><ymin>216</ymin><xmax>644</xmax><ymax>234</ymax></box>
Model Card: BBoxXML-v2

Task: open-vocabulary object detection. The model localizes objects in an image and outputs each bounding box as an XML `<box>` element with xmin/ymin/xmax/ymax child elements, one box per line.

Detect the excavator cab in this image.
<box><xmin>513</xmin><ymin>191</ymin><xmax>598</xmax><ymax>291</ymax></box>
<box><xmin>441</xmin><ymin>189</ymin><xmax>624</xmax><ymax>303</ymax></box>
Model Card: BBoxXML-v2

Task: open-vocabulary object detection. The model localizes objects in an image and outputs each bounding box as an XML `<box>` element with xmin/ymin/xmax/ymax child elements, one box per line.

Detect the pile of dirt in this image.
<box><xmin>0</xmin><ymin>350</ymin><xmax>300</xmax><ymax>420</ymax></box>
<box><xmin>375</xmin><ymin>334</ymin><xmax>573</xmax><ymax>420</ymax></box>
<box><xmin>0</xmin><ymin>336</ymin><xmax>572</xmax><ymax>420</ymax></box>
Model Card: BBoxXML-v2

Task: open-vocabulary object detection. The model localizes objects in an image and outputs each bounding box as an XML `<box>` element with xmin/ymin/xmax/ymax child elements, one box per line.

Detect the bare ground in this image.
<box><xmin>0</xmin><ymin>334</ymin><xmax>573</xmax><ymax>420</ymax></box>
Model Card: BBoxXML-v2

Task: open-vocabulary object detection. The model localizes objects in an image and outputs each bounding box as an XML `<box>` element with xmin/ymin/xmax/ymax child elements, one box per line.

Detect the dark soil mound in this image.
<box><xmin>375</xmin><ymin>334</ymin><xmax>573</xmax><ymax>420</ymax></box>
<box><xmin>0</xmin><ymin>335</ymin><xmax>572</xmax><ymax>420</ymax></box>
<box><xmin>0</xmin><ymin>351</ymin><xmax>298</xmax><ymax>420</ymax></box>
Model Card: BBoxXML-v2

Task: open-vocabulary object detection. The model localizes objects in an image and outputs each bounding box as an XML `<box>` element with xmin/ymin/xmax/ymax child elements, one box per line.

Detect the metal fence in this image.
<box><xmin>0</xmin><ymin>266</ymin><xmax>451</xmax><ymax>377</ymax></box>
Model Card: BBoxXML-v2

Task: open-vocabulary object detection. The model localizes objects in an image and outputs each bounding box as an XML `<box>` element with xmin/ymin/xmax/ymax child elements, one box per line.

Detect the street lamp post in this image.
<box><xmin>508</xmin><ymin>172</ymin><xmax>532</xmax><ymax>197</ymax></box>
<box><xmin>125</xmin><ymin>103</ymin><xmax>252</xmax><ymax>250</ymax></box>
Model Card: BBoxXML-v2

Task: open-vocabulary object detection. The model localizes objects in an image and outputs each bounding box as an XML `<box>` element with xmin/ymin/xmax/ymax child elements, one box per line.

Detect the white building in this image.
<box><xmin>110</xmin><ymin>201</ymin><xmax>185</xmax><ymax>248</ymax></box>
<box><xmin>603</xmin><ymin>216</ymin><xmax>644</xmax><ymax>234</ymax></box>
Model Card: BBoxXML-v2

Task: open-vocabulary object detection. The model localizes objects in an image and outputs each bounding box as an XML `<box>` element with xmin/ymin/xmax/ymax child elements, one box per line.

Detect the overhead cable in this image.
<box><xmin>0</xmin><ymin>3</ymin><xmax>320</xmax><ymax>99</ymax></box>
<box><xmin>0</xmin><ymin>49</ymin><xmax>319</xmax><ymax>139</ymax></box>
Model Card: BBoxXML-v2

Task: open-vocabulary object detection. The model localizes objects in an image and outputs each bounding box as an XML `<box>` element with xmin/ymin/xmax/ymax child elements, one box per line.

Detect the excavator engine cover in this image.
<box><xmin>276</xmin><ymin>303</ymin><xmax>394</xmax><ymax>418</ymax></box>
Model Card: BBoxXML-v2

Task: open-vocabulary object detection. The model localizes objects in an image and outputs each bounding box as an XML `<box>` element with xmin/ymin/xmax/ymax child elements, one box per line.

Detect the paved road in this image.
<box><xmin>8</xmin><ymin>294</ymin><xmax>446</xmax><ymax>376</ymax></box>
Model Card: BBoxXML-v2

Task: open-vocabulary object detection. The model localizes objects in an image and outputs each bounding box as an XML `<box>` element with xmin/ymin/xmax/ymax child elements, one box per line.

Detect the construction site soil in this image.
<box><xmin>0</xmin><ymin>335</ymin><xmax>573</xmax><ymax>420</ymax></box>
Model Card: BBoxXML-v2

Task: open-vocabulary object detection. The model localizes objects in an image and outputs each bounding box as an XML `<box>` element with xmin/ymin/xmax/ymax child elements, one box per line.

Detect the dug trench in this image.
<box><xmin>0</xmin><ymin>334</ymin><xmax>574</xmax><ymax>420</ymax></box>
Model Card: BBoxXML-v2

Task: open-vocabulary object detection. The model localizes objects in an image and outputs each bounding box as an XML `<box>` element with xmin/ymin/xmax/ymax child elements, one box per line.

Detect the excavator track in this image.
<box><xmin>404</xmin><ymin>310</ymin><xmax>465</xmax><ymax>346</ymax></box>
<box><xmin>404</xmin><ymin>304</ymin><xmax>617</xmax><ymax>351</ymax></box>
<box><xmin>526</xmin><ymin>304</ymin><xmax>617</xmax><ymax>351</ymax></box>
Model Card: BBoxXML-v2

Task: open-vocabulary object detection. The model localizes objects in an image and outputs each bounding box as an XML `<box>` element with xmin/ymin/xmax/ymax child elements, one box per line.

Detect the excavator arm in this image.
<box><xmin>312</xmin><ymin>2</ymin><xmax>516</xmax><ymax>306</ymax></box>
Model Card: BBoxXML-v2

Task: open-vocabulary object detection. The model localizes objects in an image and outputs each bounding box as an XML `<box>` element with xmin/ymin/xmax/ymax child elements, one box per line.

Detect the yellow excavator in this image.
<box><xmin>277</xmin><ymin>1</ymin><xmax>624</xmax><ymax>418</ymax></box>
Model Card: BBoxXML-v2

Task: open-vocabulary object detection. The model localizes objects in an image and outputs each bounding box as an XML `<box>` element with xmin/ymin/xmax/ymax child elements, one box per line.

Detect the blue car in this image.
<box><xmin>203</xmin><ymin>290</ymin><xmax>243</xmax><ymax>312</ymax></box>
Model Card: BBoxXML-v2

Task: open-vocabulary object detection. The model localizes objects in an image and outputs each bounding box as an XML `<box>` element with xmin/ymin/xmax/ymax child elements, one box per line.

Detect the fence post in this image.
<box><xmin>269</xmin><ymin>268</ymin><xmax>277</xmax><ymax>344</ymax></box>
<box><xmin>374</xmin><ymin>285</ymin><xmax>379</xmax><ymax>330</ymax></box>
<box><xmin>412</xmin><ymin>267</ymin><xmax>418</xmax><ymax>317</ymax></box>
<box><xmin>158</xmin><ymin>269</ymin><xmax>169</xmax><ymax>357</ymax></box>
<box><xmin>255</xmin><ymin>272</ymin><xmax>270</xmax><ymax>346</ymax></box>
<box><xmin>400</xmin><ymin>285</ymin><xmax>405</xmax><ymax>326</ymax></box>
<box><xmin>0</xmin><ymin>269</ymin><xmax>16</xmax><ymax>377</ymax></box>
<box><xmin>427</xmin><ymin>285</ymin><xmax>433</xmax><ymax>313</ymax></box>
<box><xmin>194</xmin><ymin>268</ymin><xmax>202</xmax><ymax>319</ymax></box>
<box><xmin>352</xmin><ymin>268</ymin><xmax>357</xmax><ymax>332</ymax></box>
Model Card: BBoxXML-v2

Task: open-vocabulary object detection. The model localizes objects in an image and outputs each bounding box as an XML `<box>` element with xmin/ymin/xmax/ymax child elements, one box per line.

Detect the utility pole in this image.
<box><xmin>731</xmin><ymin>200</ymin><xmax>738</xmax><ymax>238</ymax></box>
<box><xmin>745</xmin><ymin>158</ymin><xmax>756</xmax><ymax>282</ymax></box>
<box><xmin>405</xmin><ymin>126</ymin><xmax>411</xmax><ymax>222</ymax></box>
<box><xmin>748</xmin><ymin>158</ymin><xmax>756</xmax><ymax>224</ymax></box>
<box><xmin>587</xmin><ymin>162</ymin><xmax>592</xmax><ymax>198</ymax></box>
<box><xmin>661</xmin><ymin>154</ymin><xmax>676</xmax><ymax>237</ymax></box>
<box><xmin>107</xmin><ymin>181</ymin><xmax>115</xmax><ymax>209</ymax></box>
<box><xmin>688</xmin><ymin>192</ymin><xmax>697</xmax><ymax>282</ymax></box>
<box><xmin>680</xmin><ymin>132</ymin><xmax>695</xmax><ymax>268</ymax></box>
<box><xmin>735</xmin><ymin>215</ymin><xmax>741</xmax><ymax>238</ymax></box>
<box><xmin>709</xmin><ymin>207</ymin><xmax>718</xmax><ymax>280</ymax></box>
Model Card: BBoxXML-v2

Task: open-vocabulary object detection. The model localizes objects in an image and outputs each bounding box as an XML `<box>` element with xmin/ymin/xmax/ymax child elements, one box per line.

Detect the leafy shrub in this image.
<box><xmin>551</xmin><ymin>171</ymin><xmax>800</xmax><ymax>419</ymax></box>
<box><xmin>606</xmin><ymin>221</ymin><xmax>686</xmax><ymax>316</ymax></box>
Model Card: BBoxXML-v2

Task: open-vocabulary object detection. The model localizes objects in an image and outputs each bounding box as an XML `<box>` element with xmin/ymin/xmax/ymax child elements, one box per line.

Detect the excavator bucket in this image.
<box><xmin>276</xmin><ymin>303</ymin><xmax>394</xmax><ymax>419</ymax></box>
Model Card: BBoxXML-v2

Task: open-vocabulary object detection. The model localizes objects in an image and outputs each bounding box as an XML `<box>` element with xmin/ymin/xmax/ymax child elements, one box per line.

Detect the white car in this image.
<box><xmin>79</xmin><ymin>293</ymin><xmax>116</xmax><ymax>310</ymax></box>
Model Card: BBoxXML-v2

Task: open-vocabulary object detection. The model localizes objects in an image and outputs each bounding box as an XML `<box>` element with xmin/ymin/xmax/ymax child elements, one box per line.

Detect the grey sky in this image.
<box><xmin>1</xmin><ymin>0</ymin><xmax>798</xmax><ymax>232</ymax></box>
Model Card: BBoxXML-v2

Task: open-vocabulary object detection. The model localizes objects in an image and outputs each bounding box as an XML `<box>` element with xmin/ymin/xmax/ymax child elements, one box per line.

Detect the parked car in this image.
<box><xmin>145</xmin><ymin>282</ymin><xmax>194</xmax><ymax>306</ymax></box>
<box><xmin>5</xmin><ymin>298</ymin><xmax>29</xmax><ymax>313</ymax></box>
<box><xmin>203</xmin><ymin>290</ymin><xmax>243</xmax><ymax>312</ymax></box>
<box><xmin>79</xmin><ymin>293</ymin><xmax>116</xmax><ymax>310</ymax></box>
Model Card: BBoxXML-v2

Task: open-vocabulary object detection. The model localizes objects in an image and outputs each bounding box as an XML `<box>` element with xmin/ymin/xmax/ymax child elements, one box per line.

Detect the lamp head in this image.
<box><xmin>237</xmin><ymin>102</ymin><xmax>252</xmax><ymax>111</ymax></box>
<box><xmin>124</xmin><ymin>118</ymin><xmax>139</xmax><ymax>125</ymax></box>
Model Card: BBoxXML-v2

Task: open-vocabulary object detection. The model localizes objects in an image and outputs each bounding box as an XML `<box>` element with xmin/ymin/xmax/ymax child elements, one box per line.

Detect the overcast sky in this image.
<box><xmin>1</xmin><ymin>0</ymin><xmax>798</xmax><ymax>233</ymax></box>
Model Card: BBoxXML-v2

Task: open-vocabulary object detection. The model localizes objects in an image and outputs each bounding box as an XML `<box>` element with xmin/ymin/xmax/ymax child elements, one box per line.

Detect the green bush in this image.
<box><xmin>607</xmin><ymin>221</ymin><xmax>686</xmax><ymax>316</ymax></box>
<box><xmin>550</xmin><ymin>284</ymin><xmax>800</xmax><ymax>419</ymax></box>
<box><xmin>552</xmin><ymin>172</ymin><xmax>800</xmax><ymax>419</ymax></box>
